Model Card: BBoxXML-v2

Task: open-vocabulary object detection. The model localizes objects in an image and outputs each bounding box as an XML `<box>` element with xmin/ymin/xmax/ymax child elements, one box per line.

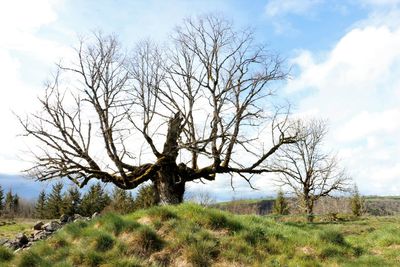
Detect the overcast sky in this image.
<box><xmin>0</xmin><ymin>0</ymin><xmax>399</xmax><ymax>200</ymax></box>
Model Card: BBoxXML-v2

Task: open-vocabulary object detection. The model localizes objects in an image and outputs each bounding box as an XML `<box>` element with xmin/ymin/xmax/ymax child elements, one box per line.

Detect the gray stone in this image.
<box><xmin>33</xmin><ymin>221</ymin><xmax>44</xmax><ymax>230</ymax></box>
<box><xmin>60</xmin><ymin>214</ymin><xmax>69</xmax><ymax>223</ymax></box>
<box><xmin>4</xmin><ymin>240</ymin><xmax>19</xmax><ymax>250</ymax></box>
<box><xmin>0</xmin><ymin>238</ymin><xmax>8</xmax><ymax>245</ymax></box>
<box><xmin>33</xmin><ymin>230</ymin><xmax>52</xmax><ymax>241</ymax></box>
<box><xmin>92</xmin><ymin>212</ymin><xmax>100</xmax><ymax>218</ymax></box>
<box><xmin>15</xmin><ymin>233</ymin><xmax>29</xmax><ymax>246</ymax></box>
<box><xmin>32</xmin><ymin>230</ymin><xmax>42</xmax><ymax>236</ymax></box>
<box><xmin>73</xmin><ymin>214</ymin><xmax>83</xmax><ymax>220</ymax></box>
<box><xmin>43</xmin><ymin>221</ymin><xmax>61</xmax><ymax>232</ymax></box>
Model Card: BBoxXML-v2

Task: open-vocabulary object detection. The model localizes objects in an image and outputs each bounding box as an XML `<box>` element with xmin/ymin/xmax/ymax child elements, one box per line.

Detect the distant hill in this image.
<box><xmin>213</xmin><ymin>196</ymin><xmax>400</xmax><ymax>216</ymax></box>
<box><xmin>0</xmin><ymin>174</ymin><xmax>44</xmax><ymax>199</ymax></box>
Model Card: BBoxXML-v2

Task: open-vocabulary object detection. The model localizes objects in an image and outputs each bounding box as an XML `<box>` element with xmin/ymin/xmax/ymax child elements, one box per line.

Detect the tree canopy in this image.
<box><xmin>19</xmin><ymin>15</ymin><xmax>297</xmax><ymax>204</ymax></box>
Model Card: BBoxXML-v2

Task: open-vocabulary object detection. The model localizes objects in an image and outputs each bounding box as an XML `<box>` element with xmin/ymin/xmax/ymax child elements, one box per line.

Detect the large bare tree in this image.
<box><xmin>273</xmin><ymin>119</ymin><xmax>350</xmax><ymax>222</ymax></box>
<box><xmin>19</xmin><ymin>15</ymin><xmax>298</xmax><ymax>205</ymax></box>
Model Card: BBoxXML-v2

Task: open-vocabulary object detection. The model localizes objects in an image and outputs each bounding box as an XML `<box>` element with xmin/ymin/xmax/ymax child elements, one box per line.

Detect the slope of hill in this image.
<box><xmin>1</xmin><ymin>203</ymin><xmax>400</xmax><ymax>266</ymax></box>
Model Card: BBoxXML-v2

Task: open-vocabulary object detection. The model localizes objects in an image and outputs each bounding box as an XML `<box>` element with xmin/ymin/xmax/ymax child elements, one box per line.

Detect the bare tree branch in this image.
<box><xmin>272</xmin><ymin>119</ymin><xmax>351</xmax><ymax>221</ymax></box>
<box><xmin>19</xmin><ymin>15</ymin><xmax>297</xmax><ymax>205</ymax></box>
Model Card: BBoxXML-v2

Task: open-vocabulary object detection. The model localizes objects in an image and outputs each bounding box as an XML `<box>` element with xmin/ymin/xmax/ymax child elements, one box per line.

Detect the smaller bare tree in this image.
<box><xmin>184</xmin><ymin>190</ymin><xmax>216</xmax><ymax>207</ymax></box>
<box><xmin>273</xmin><ymin>119</ymin><xmax>350</xmax><ymax>222</ymax></box>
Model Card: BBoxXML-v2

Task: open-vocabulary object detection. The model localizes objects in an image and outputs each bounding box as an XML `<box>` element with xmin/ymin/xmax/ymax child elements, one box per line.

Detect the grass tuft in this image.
<box><xmin>241</xmin><ymin>226</ymin><xmax>267</xmax><ymax>245</ymax></box>
<box><xmin>184</xmin><ymin>231</ymin><xmax>219</xmax><ymax>266</ymax></box>
<box><xmin>17</xmin><ymin>251</ymin><xmax>49</xmax><ymax>267</ymax></box>
<box><xmin>63</xmin><ymin>220</ymin><xmax>88</xmax><ymax>238</ymax></box>
<box><xmin>147</xmin><ymin>206</ymin><xmax>177</xmax><ymax>221</ymax></box>
<box><xmin>109</xmin><ymin>258</ymin><xmax>143</xmax><ymax>267</ymax></box>
<box><xmin>134</xmin><ymin>226</ymin><xmax>163</xmax><ymax>256</ymax></box>
<box><xmin>94</xmin><ymin>232</ymin><xmax>115</xmax><ymax>252</ymax></box>
<box><xmin>0</xmin><ymin>246</ymin><xmax>13</xmax><ymax>262</ymax></box>
<box><xmin>48</xmin><ymin>236</ymin><xmax>69</xmax><ymax>249</ymax></box>
<box><xmin>98</xmin><ymin>213</ymin><xmax>140</xmax><ymax>235</ymax></box>
<box><xmin>84</xmin><ymin>251</ymin><xmax>103</xmax><ymax>267</ymax></box>
<box><xmin>319</xmin><ymin>230</ymin><xmax>346</xmax><ymax>245</ymax></box>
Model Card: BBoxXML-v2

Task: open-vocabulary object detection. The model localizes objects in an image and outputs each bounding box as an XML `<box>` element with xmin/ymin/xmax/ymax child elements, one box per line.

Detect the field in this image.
<box><xmin>0</xmin><ymin>219</ymin><xmax>42</xmax><ymax>240</ymax></box>
<box><xmin>1</xmin><ymin>204</ymin><xmax>400</xmax><ymax>266</ymax></box>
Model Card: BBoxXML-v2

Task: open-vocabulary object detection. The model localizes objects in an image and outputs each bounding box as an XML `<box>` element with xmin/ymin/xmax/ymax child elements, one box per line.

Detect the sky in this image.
<box><xmin>0</xmin><ymin>0</ymin><xmax>399</xmax><ymax>200</ymax></box>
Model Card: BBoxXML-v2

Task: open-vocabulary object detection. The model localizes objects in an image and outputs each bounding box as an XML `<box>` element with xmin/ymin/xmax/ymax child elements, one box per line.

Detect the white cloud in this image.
<box><xmin>264</xmin><ymin>0</ymin><xmax>322</xmax><ymax>34</ymax></box>
<box><xmin>287</xmin><ymin>25</ymin><xmax>400</xmax><ymax>119</ymax></box>
<box><xmin>265</xmin><ymin>0</ymin><xmax>322</xmax><ymax>18</ymax></box>
<box><xmin>0</xmin><ymin>0</ymin><xmax>70</xmax><ymax>174</ymax></box>
<box><xmin>286</xmin><ymin>9</ymin><xmax>400</xmax><ymax>195</ymax></box>
<box><xmin>361</xmin><ymin>0</ymin><xmax>400</xmax><ymax>7</ymax></box>
<box><xmin>336</xmin><ymin>109</ymin><xmax>400</xmax><ymax>142</ymax></box>
<box><xmin>0</xmin><ymin>0</ymin><xmax>58</xmax><ymax>33</ymax></box>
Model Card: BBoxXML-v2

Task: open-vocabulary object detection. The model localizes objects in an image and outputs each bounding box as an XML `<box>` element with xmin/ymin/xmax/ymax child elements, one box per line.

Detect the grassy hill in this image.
<box><xmin>1</xmin><ymin>203</ymin><xmax>400</xmax><ymax>266</ymax></box>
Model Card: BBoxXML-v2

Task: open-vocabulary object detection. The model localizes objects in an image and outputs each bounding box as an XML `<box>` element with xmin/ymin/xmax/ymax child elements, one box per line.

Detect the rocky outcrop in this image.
<box><xmin>43</xmin><ymin>221</ymin><xmax>61</xmax><ymax>232</ymax></box>
<box><xmin>33</xmin><ymin>221</ymin><xmax>44</xmax><ymax>230</ymax></box>
<box><xmin>1</xmin><ymin>212</ymin><xmax>99</xmax><ymax>252</ymax></box>
<box><xmin>59</xmin><ymin>214</ymin><xmax>69</xmax><ymax>223</ymax></box>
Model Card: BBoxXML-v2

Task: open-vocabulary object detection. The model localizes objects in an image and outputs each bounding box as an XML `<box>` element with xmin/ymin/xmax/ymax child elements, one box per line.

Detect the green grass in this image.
<box><xmin>0</xmin><ymin>218</ymin><xmax>44</xmax><ymax>239</ymax></box>
<box><xmin>2</xmin><ymin>204</ymin><xmax>400</xmax><ymax>266</ymax></box>
<box><xmin>0</xmin><ymin>246</ymin><xmax>13</xmax><ymax>262</ymax></box>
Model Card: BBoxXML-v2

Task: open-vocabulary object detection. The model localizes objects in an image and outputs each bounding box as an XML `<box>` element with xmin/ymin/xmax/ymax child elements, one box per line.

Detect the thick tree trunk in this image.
<box><xmin>304</xmin><ymin>197</ymin><xmax>314</xmax><ymax>223</ymax></box>
<box><xmin>152</xmin><ymin>113</ymin><xmax>186</xmax><ymax>205</ymax></box>
<box><xmin>153</xmin><ymin>167</ymin><xmax>185</xmax><ymax>205</ymax></box>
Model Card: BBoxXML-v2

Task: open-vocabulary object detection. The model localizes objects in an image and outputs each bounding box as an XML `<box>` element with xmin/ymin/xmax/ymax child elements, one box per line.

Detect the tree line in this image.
<box><xmin>273</xmin><ymin>185</ymin><xmax>365</xmax><ymax>219</ymax></box>
<box><xmin>33</xmin><ymin>182</ymin><xmax>157</xmax><ymax>219</ymax></box>
<box><xmin>0</xmin><ymin>185</ymin><xmax>20</xmax><ymax>217</ymax></box>
<box><xmin>0</xmin><ymin>182</ymin><xmax>154</xmax><ymax>219</ymax></box>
